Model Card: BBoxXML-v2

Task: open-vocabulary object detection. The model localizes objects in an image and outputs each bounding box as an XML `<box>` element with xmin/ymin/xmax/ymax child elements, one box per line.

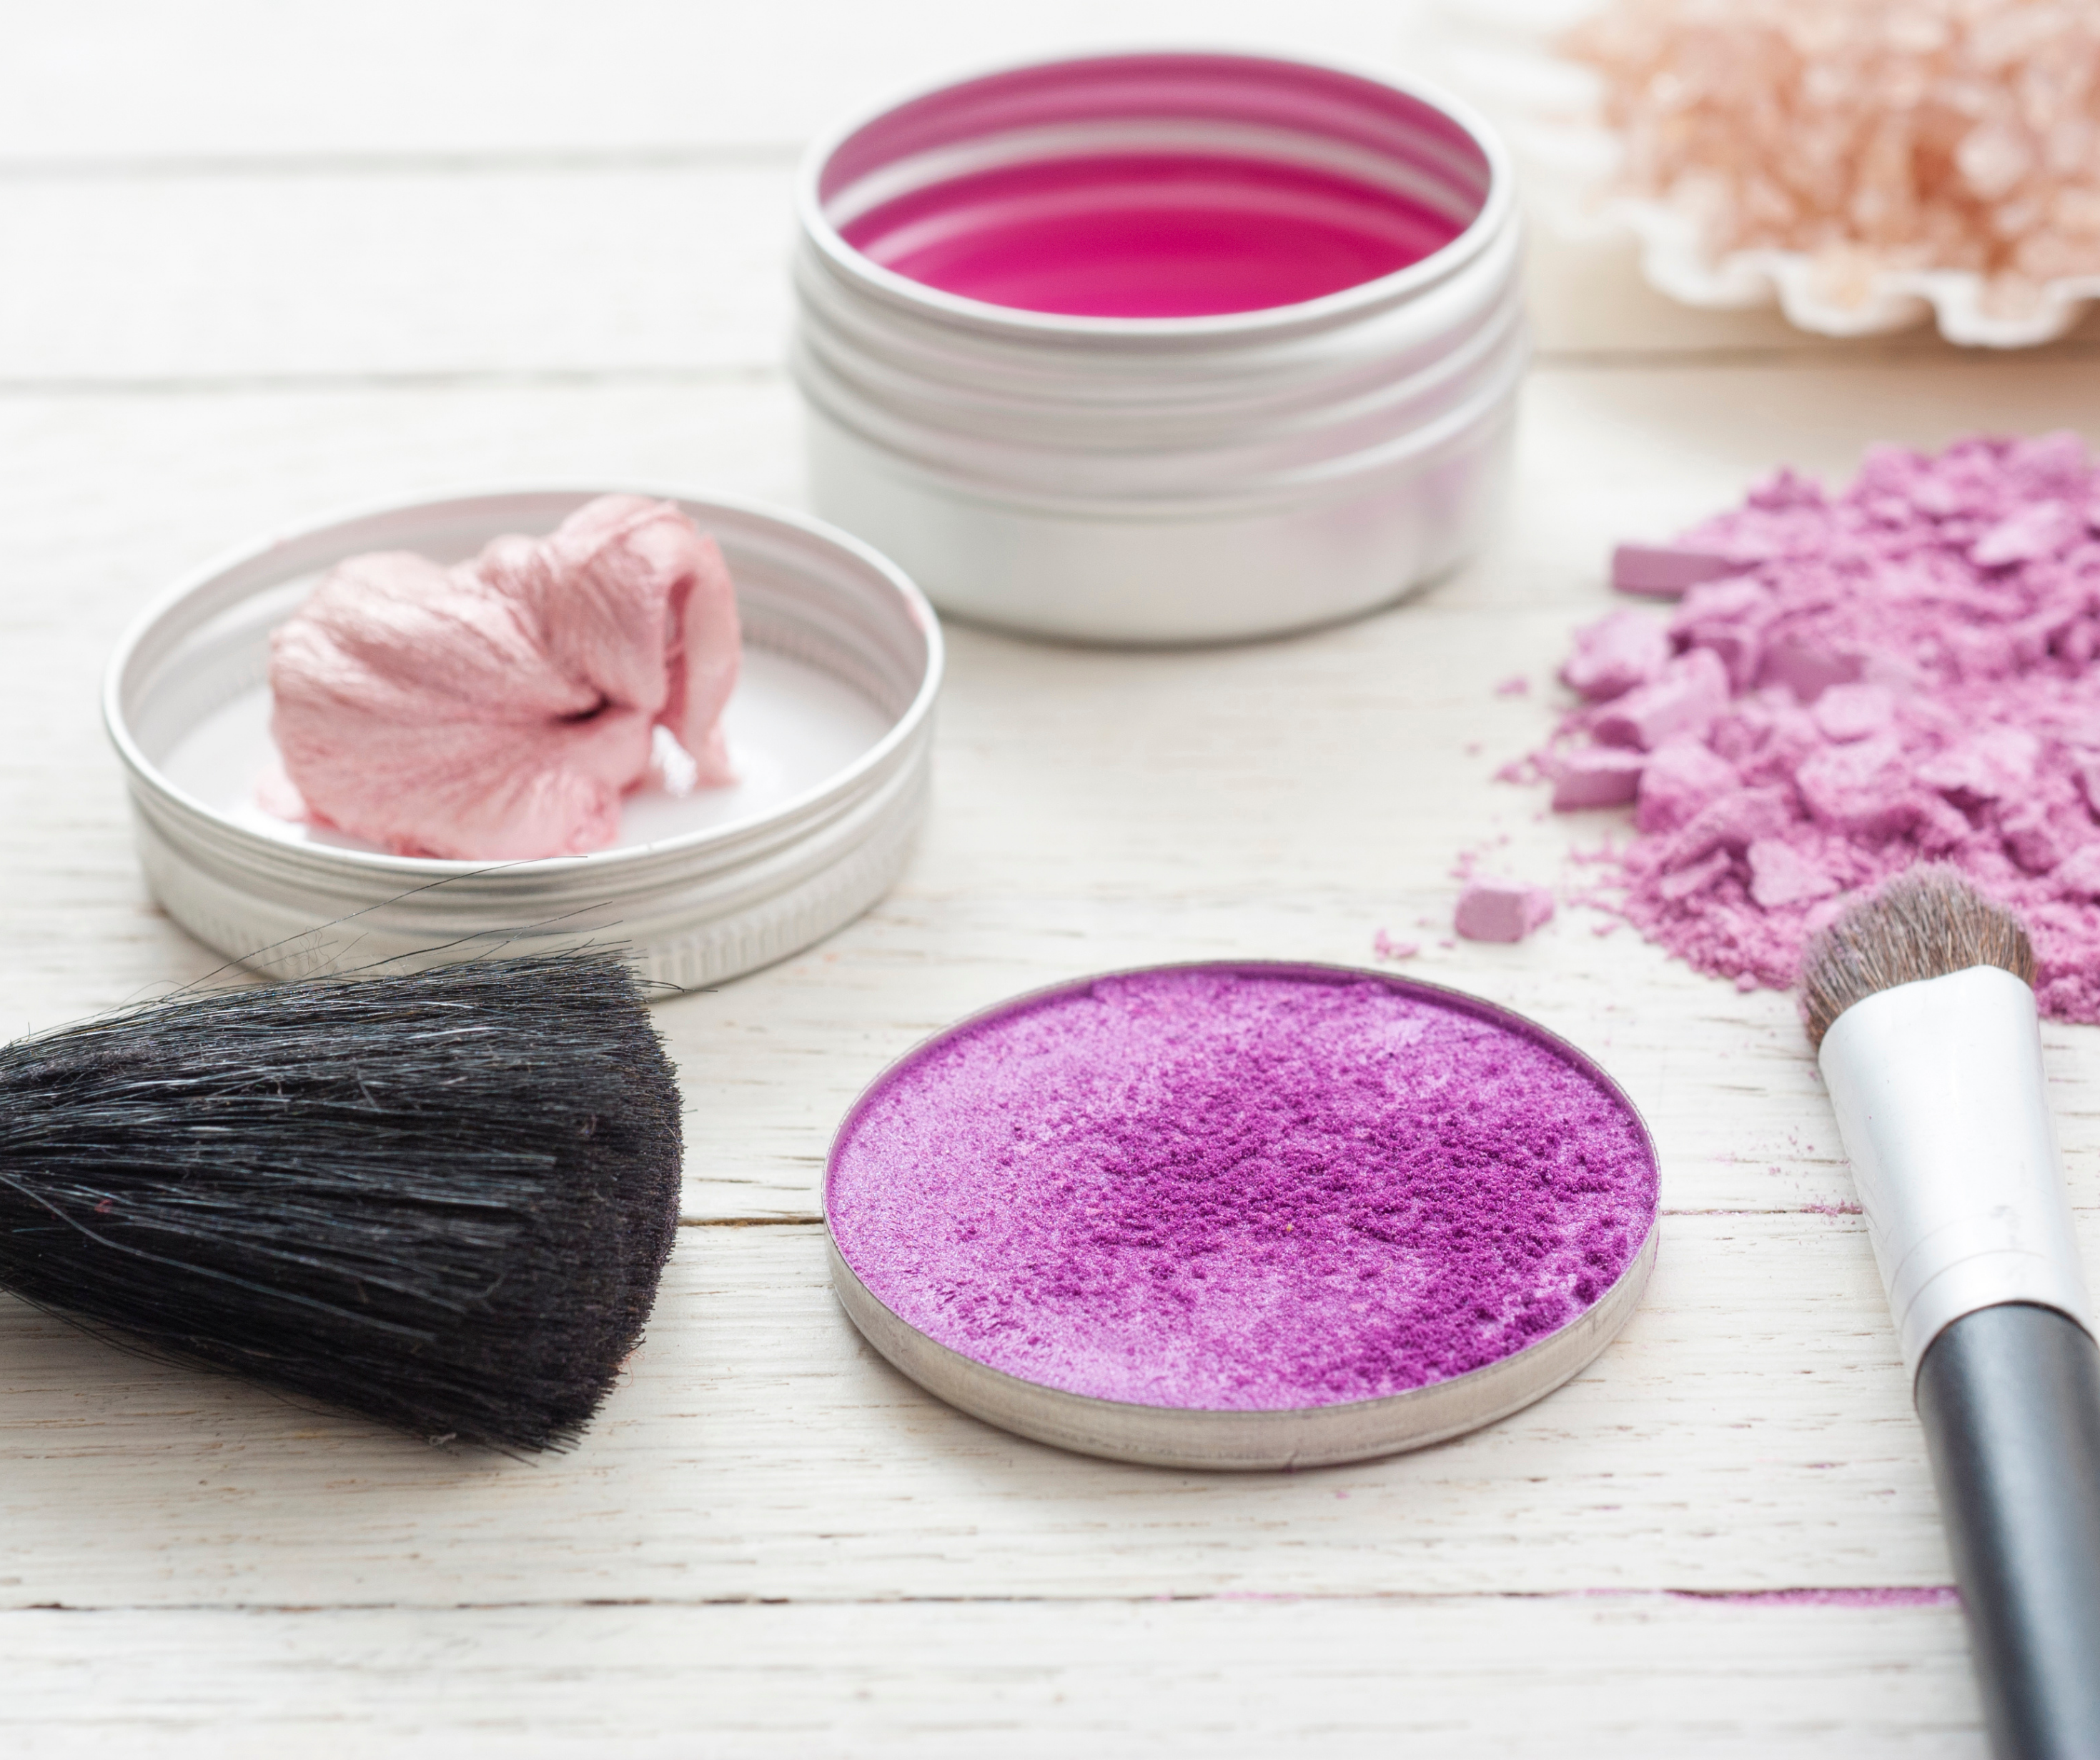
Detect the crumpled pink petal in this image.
<box><xmin>268</xmin><ymin>495</ymin><xmax>741</xmax><ymax>860</ymax></box>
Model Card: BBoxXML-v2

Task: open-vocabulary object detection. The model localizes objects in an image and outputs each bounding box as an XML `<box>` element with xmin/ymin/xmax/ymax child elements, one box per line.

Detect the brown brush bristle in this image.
<box><xmin>1800</xmin><ymin>866</ymin><xmax>2036</xmax><ymax>1050</ymax></box>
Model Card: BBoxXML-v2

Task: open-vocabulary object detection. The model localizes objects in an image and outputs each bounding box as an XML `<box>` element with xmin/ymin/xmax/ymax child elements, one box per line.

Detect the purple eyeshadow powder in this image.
<box><xmin>826</xmin><ymin>965</ymin><xmax>1658</xmax><ymax>1412</ymax></box>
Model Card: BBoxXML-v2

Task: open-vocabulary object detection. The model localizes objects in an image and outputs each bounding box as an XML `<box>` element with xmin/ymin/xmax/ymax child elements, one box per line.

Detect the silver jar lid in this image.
<box><xmin>103</xmin><ymin>487</ymin><xmax>942</xmax><ymax>987</ymax></box>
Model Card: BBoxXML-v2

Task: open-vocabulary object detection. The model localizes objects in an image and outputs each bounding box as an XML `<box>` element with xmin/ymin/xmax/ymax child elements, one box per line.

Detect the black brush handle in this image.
<box><xmin>1913</xmin><ymin>1302</ymin><xmax>2100</xmax><ymax>1760</ymax></box>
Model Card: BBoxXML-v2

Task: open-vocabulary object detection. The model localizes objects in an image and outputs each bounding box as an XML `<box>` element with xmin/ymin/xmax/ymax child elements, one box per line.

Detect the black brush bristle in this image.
<box><xmin>0</xmin><ymin>951</ymin><xmax>682</xmax><ymax>1451</ymax></box>
<box><xmin>1800</xmin><ymin>865</ymin><xmax>2036</xmax><ymax>1051</ymax></box>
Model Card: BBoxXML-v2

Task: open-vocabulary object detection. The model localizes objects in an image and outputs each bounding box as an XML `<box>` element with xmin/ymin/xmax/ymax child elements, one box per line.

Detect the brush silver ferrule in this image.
<box><xmin>1817</xmin><ymin>963</ymin><xmax>2094</xmax><ymax>1383</ymax></box>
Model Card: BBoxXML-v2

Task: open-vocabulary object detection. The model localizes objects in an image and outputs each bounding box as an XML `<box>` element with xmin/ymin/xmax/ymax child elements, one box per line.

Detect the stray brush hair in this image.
<box><xmin>0</xmin><ymin>952</ymin><xmax>681</xmax><ymax>1451</ymax></box>
<box><xmin>1801</xmin><ymin>866</ymin><xmax>2036</xmax><ymax>1051</ymax></box>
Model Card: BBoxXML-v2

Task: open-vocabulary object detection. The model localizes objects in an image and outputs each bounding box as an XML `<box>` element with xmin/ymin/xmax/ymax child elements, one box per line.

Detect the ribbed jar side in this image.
<box><xmin>128</xmin><ymin>725</ymin><xmax>936</xmax><ymax>984</ymax></box>
<box><xmin>795</xmin><ymin>217</ymin><xmax>1525</xmax><ymax>510</ymax></box>
<box><xmin>803</xmin><ymin>401</ymin><xmax>1517</xmax><ymax>642</ymax></box>
<box><xmin>792</xmin><ymin>51</ymin><xmax>1525</xmax><ymax>641</ymax></box>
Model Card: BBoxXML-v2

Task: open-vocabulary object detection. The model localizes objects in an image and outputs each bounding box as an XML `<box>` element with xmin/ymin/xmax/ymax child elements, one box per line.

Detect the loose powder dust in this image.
<box><xmin>1540</xmin><ymin>432</ymin><xmax>2100</xmax><ymax>1020</ymax></box>
<box><xmin>826</xmin><ymin>967</ymin><xmax>1657</xmax><ymax>1411</ymax></box>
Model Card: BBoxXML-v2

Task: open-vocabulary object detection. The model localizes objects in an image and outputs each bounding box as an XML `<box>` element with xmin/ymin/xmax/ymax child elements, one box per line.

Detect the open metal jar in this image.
<box><xmin>793</xmin><ymin>49</ymin><xmax>1525</xmax><ymax>645</ymax></box>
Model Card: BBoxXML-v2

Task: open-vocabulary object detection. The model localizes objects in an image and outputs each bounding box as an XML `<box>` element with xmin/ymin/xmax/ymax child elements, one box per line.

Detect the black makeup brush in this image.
<box><xmin>1803</xmin><ymin>870</ymin><xmax>2100</xmax><ymax>1760</ymax></box>
<box><xmin>0</xmin><ymin>950</ymin><xmax>682</xmax><ymax>1451</ymax></box>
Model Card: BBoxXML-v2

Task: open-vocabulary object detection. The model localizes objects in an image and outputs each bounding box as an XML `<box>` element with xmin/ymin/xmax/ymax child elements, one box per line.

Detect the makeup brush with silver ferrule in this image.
<box><xmin>1803</xmin><ymin>868</ymin><xmax>2100</xmax><ymax>1760</ymax></box>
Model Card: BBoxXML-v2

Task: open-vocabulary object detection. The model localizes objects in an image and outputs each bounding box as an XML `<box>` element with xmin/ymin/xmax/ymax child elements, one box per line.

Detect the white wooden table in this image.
<box><xmin>6</xmin><ymin>5</ymin><xmax>2099</xmax><ymax>1753</ymax></box>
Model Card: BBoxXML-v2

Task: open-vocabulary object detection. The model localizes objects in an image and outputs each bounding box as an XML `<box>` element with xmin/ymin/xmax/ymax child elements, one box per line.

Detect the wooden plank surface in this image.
<box><xmin>13</xmin><ymin>161</ymin><xmax>2096</xmax><ymax>387</ymax></box>
<box><xmin>0</xmin><ymin>1</ymin><xmax>1415</xmax><ymax>161</ymax></box>
<box><xmin>0</xmin><ymin>1596</ymin><xmax>1982</xmax><ymax>1759</ymax></box>
<box><xmin>6</xmin><ymin>1</ymin><xmax>2097</xmax><ymax>1751</ymax></box>
<box><xmin>11</xmin><ymin>1213</ymin><xmax>2044</xmax><ymax>1607</ymax></box>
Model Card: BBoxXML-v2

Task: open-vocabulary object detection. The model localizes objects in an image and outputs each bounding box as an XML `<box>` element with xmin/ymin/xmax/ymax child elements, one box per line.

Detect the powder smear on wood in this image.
<box><xmin>1542</xmin><ymin>432</ymin><xmax>2100</xmax><ymax>1020</ymax></box>
<box><xmin>827</xmin><ymin>969</ymin><xmax>1657</xmax><ymax>1411</ymax></box>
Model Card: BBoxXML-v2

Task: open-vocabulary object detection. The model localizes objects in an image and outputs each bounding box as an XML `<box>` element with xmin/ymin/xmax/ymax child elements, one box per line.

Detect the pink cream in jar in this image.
<box><xmin>793</xmin><ymin>52</ymin><xmax>1526</xmax><ymax>645</ymax></box>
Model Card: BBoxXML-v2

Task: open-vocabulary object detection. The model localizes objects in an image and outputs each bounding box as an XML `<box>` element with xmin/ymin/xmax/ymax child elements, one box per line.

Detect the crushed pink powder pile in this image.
<box><xmin>1540</xmin><ymin>431</ymin><xmax>2100</xmax><ymax>1020</ymax></box>
<box><xmin>269</xmin><ymin>495</ymin><xmax>740</xmax><ymax>860</ymax></box>
<box><xmin>828</xmin><ymin>968</ymin><xmax>1657</xmax><ymax>1411</ymax></box>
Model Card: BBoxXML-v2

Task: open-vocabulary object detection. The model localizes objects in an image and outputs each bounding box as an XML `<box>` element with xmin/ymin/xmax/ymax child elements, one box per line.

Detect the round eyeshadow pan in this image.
<box><xmin>824</xmin><ymin>962</ymin><xmax>1660</xmax><ymax>1468</ymax></box>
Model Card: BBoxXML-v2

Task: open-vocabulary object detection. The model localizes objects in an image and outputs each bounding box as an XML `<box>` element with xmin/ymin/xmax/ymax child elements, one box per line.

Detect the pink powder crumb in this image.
<box><xmin>1635</xmin><ymin>741</ymin><xmax>1737</xmax><ymax>833</ymax></box>
<box><xmin>1746</xmin><ymin>839</ymin><xmax>1839</xmax><ymax>908</ymax></box>
<box><xmin>1495</xmin><ymin>674</ymin><xmax>1532</xmax><ymax>697</ymax></box>
<box><xmin>1812</xmin><ymin>683</ymin><xmax>1894</xmax><ymax>743</ymax></box>
<box><xmin>1372</xmin><ymin>930</ymin><xmax>1420</xmax><ymax>960</ymax></box>
<box><xmin>1552</xmin><ymin>747</ymin><xmax>1645</xmax><ymax>810</ymax></box>
<box><xmin>2058</xmin><ymin>846</ymin><xmax>2100</xmax><ymax>899</ymax></box>
<box><xmin>1536</xmin><ymin>434</ymin><xmax>2100</xmax><ymax>1022</ymax></box>
<box><xmin>1562</xmin><ymin>608</ymin><xmax>1670</xmax><ymax>702</ymax></box>
<box><xmin>1592</xmin><ymin>650</ymin><xmax>1730</xmax><ymax>750</ymax></box>
<box><xmin>1670</xmin><ymin>577</ymin><xmax>1773</xmax><ymax>689</ymax></box>
<box><xmin>1611</xmin><ymin>542</ymin><xmax>1741</xmax><ymax>599</ymax></box>
<box><xmin>1455</xmin><ymin>878</ymin><xmax>1555</xmax><ymax>943</ymax></box>
<box><xmin>1973</xmin><ymin>500</ymin><xmax>2084</xmax><ymax>568</ymax></box>
<box><xmin>268</xmin><ymin>495</ymin><xmax>741</xmax><ymax>860</ymax></box>
<box><xmin>1759</xmin><ymin>634</ymin><xmax>1863</xmax><ymax>704</ymax></box>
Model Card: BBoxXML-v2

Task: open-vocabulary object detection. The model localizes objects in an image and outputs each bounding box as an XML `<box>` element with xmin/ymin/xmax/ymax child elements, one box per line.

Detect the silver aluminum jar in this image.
<box><xmin>792</xmin><ymin>49</ymin><xmax>1526</xmax><ymax>645</ymax></box>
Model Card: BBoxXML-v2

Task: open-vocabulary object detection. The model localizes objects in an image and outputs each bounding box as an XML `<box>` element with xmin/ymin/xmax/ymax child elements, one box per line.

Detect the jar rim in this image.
<box><xmin>796</xmin><ymin>46</ymin><xmax>1517</xmax><ymax>344</ymax></box>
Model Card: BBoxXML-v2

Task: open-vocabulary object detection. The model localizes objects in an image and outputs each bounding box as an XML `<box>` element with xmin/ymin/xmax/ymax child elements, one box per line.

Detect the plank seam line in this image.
<box><xmin>0</xmin><ymin>367</ymin><xmax>784</xmax><ymax>397</ymax></box>
<box><xmin>18</xmin><ymin>350</ymin><xmax>2099</xmax><ymax>397</ymax></box>
<box><xmin>0</xmin><ymin>1586</ymin><xmax>1961</xmax><ymax>1615</ymax></box>
<box><xmin>0</xmin><ymin>147</ymin><xmax>801</xmax><ymax>179</ymax></box>
<box><xmin>680</xmin><ymin>1215</ymin><xmax>822</xmax><ymax>1228</ymax></box>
